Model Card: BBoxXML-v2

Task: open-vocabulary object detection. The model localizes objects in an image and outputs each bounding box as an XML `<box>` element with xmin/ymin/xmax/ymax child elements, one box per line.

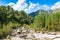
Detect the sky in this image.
<box><xmin>0</xmin><ymin>0</ymin><xmax>60</xmax><ymax>13</ymax></box>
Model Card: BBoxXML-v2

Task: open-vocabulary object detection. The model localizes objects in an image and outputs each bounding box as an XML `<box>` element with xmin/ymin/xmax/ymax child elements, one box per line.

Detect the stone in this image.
<box><xmin>3</xmin><ymin>39</ymin><xmax>10</xmax><ymax>40</ymax></box>
<box><xmin>48</xmin><ymin>32</ymin><xmax>57</xmax><ymax>35</ymax></box>
<box><xmin>29</xmin><ymin>30</ymin><xmax>35</xmax><ymax>34</ymax></box>
<box><xmin>53</xmin><ymin>38</ymin><xmax>60</xmax><ymax>40</ymax></box>
<box><xmin>11</xmin><ymin>31</ymin><xmax>17</xmax><ymax>36</ymax></box>
<box><xmin>6</xmin><ymin>35</ymin><xmax>10</xmax><ymax>39</ymax></box>
<box><xmin>10</xmin><ymin>37</ymin><xmax>25</xmax><ymax>40</ymax></box>
<box><xmin>36</xmin><ymin>31</ymin><xmax>40</xmax><ymax>33</ymax></box>
<box><xmin>17</xmin><ymin>28</ymin><xmax>21</xmax><ymax>34</ymax></box>
<box><xmin>19</xmin><ymin>34</ymin><xmax>27</xmax><ymax>38</ymax></box>
<box><xmin>22</xmin><ymin>29</ymin><xmax>27</xmax><ymax>33</ymax></box>
<box><xmin>21</xmin><ymin>27</ymin><xmax>25</xmax><ymax>30</ymax></box>
<box><xmin>27</xmin><ymin>33</ymin><xmax>35</xmax><ymax>39</ymax></box>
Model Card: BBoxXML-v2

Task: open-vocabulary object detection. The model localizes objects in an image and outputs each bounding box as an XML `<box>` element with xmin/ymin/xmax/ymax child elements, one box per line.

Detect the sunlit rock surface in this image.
<box><xmin>10</xmin><ymin>27</ymin><xmax>60</xmax><ymax>40</ymax></box>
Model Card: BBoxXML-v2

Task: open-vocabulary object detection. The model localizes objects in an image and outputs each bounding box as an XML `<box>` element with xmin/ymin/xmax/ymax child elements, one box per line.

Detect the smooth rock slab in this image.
<box><xmin>10</xmin><ymin>37</ymin><xmax>25</xmax><ymax>40</ymax></box>
<box><xmin>53</xmin><ymin>38</ymin><xmax>60</xmax><ymax>40</ymax></box>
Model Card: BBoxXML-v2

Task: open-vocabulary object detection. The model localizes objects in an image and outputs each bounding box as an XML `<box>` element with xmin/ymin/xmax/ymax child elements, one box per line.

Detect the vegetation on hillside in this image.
<box><xmin>34</xmin><ymin>12</ymin><xmax>60</xmax><ymax>31</ymax></box>
<box><xmin>0</xmin><ymin>6</ymin><xmax>33</xmax><ymax>38</ymax></box>
<box><xmin>0</xmin><ymin>6</ymin><xmax>60</xmax><ymax>38</ymax></box>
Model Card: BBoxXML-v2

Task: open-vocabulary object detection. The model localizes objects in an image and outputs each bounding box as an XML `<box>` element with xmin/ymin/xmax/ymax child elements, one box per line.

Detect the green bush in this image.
<box><xmin>3</xmin><ymin>26</ymin><xmax>11</xmax><ymax>37</ymax></box>
<box><xmin>11</xmin><ymin>23</ymin><xmax>21</xmax><ymax>29</ymax></box>
<box><xmin>0</xmin><ymin>29</ymin><xmax>3</xmax><ymax>38</ymax></box>
<box><xmin>34</xmin><ymin>12</ymin><xmax>60</xmax><ymax>32</ymax></box>
<box><xmin>0</xmin><ymin>23</ymin><xmax>11</xmax><ymax>38</ymax></box>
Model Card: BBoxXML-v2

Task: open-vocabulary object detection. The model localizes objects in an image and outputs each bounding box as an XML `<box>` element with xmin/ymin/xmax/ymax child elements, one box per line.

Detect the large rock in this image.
<box><xmin>53</xmin><ymin>38</ymin><xmax>60</xmax><ymax>40</ymax></box>
<box><xmin>10</xmin><ymin>37</ymin><xmax>25</xmax><ymax>40</ymax></box>
<box><xmin>17</xmin><ymin>28</ymin><xmax>21</xmax><ymax>34</ymax></box>
<box><xmin>27</xmin><ymin>33</ymin><xmax>35</xmax><ymax>39</ymax></box>
<box><xmin>48</xmin><ymin>32</ymin><xmax>57</xmax><ymax>35</ymax></box>
<box><xmin>29</xmin><ymin>30</ymin><xmax>35</xmax><ymax>34</ymax></box>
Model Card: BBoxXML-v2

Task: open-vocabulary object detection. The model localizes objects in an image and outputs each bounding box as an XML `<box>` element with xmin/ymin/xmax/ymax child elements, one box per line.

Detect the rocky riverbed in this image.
<box><xmin>10</xmin><ymin>33</ymin><xmax>60</xmax><ymax>40</ymax></box>
<box><xmin>4</xmin><ymin>27</ymin><xmax>60</xmax><ymax>40</ymax></box>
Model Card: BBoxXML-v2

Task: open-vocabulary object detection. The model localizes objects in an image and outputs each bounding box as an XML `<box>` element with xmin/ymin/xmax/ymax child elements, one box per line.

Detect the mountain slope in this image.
<box><xmin>29</xmin><ymin>9</ymin><xmax>53</xmax><ymax>17</ymax></box>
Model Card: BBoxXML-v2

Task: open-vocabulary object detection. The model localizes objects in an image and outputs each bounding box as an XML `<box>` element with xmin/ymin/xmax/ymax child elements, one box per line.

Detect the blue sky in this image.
<box><xmin>0</xmin><ymin>0</ymin><xmax>60</xmax><ymax>13</ymax></box>
<box><xmin>0</xmin><ymin>0</ymin><xmax>59</xmax><ymax>5</ymax></box>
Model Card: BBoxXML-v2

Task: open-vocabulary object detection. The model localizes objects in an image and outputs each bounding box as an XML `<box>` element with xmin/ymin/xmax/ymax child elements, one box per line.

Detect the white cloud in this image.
<box><xmin>7</xmin><ymin>0</ymin><xmax>52</xmax><ymax>13</ymax></box>
<box><xmin>6</xmin><ymin>2</ymin><xmax>15</xmax><ymax>7</ymax></box>
<box><xmin>2</xmin><ymin>0</ymin><xmax>60</xmax><ymax>13</ymax></box>
<box><xmin>7</xmin><ymin>0</ymin><xmax>28</xmax><ymax>11</ymax></box>
<box><xmin>12</xmin><ymin>0</ymin><xmax>28</xmax><ymax>11</ymax></box>
<box><xmin>13</xmin><ymin>3</ymin><xmax>28</xmax><ymax>11</ymax></box>
<box><xmin>51</xmin><ymin>2</ymin><xmax>60</xmax><ymax>10</ymax></box>
<box><xmin>43</xmin><ymin>5</ymin><xmax>50</xmax><ymax>9</ymax></box>
<box><xmin>25</xmin><ymin>3</ymin><xmax>40</xmax><ymax>13</ymax></box>
<box><xmin>7</xmin><ymin>0</ymin><xmax>40</xmax><ymax>13</ymax></box>
<box><xmin>39</xmin><ymin>5</ymin><xmax>50</xmax><ymax>10</ymax></box>
<box><xmin>7</xmin><ymin>0</ymin><xmax>51</xmax><ymax>13</ymax></box>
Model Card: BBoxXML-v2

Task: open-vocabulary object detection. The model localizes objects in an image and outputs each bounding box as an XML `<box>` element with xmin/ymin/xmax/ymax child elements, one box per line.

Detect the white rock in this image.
<box><xmin>27</xmin><ymin>33</ymin><xmax>35</xmax><ymax>38</ymax></box>
<box><xmin>53</xmin><ymin>38</ymin><xmax>60</xmax><ymax>40</ymax></box>
<box><xmin>17</xmin><ymin>28</ymin><xmax>21</xmax><ymax>32</ymax></box>
<box><xmin>29</xmin><ymin>30</ymin><xmax>35</xmax><ymax>34</ymax></box>
<box><xmin>11</xmin><ymin>37</ymin><xmax>25</xmax><ymax>40</ymax></box>
<box><xmin>22</xmin><ymin>30</ymin><xmax>27</xmax><ymax>33</ymax></box>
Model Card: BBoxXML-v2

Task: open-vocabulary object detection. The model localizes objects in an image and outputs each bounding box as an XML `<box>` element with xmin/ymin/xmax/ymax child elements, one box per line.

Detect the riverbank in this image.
<box><xmin>9</xmin><ymin>27</ymin><xmax>60</xmax><ymax>40</ymax></box>
<box><xmin>1</xmin><ymin>27</ymin><xmax>60</xmax><ymax>40</ymax></box>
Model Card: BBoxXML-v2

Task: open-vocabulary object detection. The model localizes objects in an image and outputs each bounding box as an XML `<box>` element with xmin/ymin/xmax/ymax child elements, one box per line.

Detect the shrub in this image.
<box><xmin>0</xmin><ymin>29</ymin><xmax>3</xmax><ymax>38</ymax></box>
